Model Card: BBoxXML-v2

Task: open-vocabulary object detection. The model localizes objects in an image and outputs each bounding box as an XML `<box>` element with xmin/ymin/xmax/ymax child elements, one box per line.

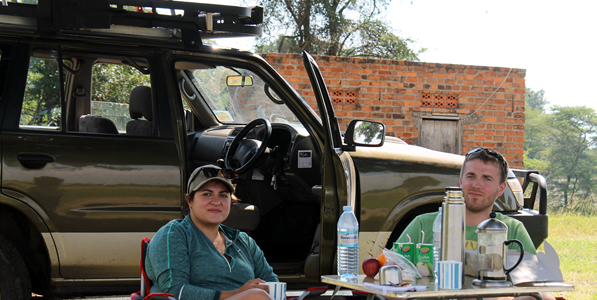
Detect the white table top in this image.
<box><xmin>321</xmin><ymin>275</ymin><xmax>574</xmax><ymax>299</ymax></box>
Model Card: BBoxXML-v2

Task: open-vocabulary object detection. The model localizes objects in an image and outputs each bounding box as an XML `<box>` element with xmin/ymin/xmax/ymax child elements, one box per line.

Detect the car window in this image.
<box><xmin>19</xmin><ymin>54</ymin><xmax>63</xmax><ymax>131</ymax></box>
<box><xmin>188</xmin><ymin>65</ymin><xmax>298</xmax><ymax>125</ymax></box>
<box><xmin>91</xmin><ymin>63</ymin><xmax>151</xmax><ymax>132</ymax></box>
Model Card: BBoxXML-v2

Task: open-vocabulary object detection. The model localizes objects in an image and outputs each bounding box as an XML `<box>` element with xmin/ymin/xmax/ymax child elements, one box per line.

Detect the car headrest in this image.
<box><xmin>129</xmin><ymin>86</ymin><xmax>153</xmax><ymax>121</ymax></box>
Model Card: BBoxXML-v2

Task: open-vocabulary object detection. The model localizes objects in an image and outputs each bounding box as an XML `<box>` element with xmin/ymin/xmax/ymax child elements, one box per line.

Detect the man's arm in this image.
<box><xmin>499</xmin><ymin>215</ymin><xmax>537</xmax><ymax>255</ymax></box>
<box><xmin>510</xmin><ymin>223</ymin><xmax>537</xmax><ymax>255</ymax></box>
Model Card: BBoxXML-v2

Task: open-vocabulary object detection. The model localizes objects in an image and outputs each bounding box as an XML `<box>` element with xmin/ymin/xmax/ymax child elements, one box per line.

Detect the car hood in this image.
<box><xmin>349</xmin><ymin>139</ymin><xmax>465</xmax><ymax>169</ymax></box>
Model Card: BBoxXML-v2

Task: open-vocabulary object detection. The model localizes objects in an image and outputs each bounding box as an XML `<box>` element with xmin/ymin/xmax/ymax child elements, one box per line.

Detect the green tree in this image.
<box><xmin>256</xmin><ymin>0</ymin><xmax>423</xmax><ymax>60</ymax></box>
<box><xmin>92</xmin><ymin>63</ymin><xmax>150</xmax><ymax>103</ymax></box>
<box><xmin>545</xmin><ymin>106</ymin><xmax>597</xmax><ymax>207</ymax></box>
<box><xmin>524</xmin><ymin>88</ymin><xmax>597</xmax><ymax>213</ymax></box>
<box><xmin>525</xmin><ymin>88</ymin><xmax>548</xmax><ymax>112</ymax></box>
<box><xmin>20</xmin><ymin>58</ymin><xmax>62</xmax><ymax>127</ymax></box>
<box><xmin>340</xmin><ymin>19</ymin><xmax>420</xmax><ymax>60</ymax></box>
<box><xmin>523</xmin><ymin>88</ymin><xmax>550</xmax><ymax>169</ymax></box>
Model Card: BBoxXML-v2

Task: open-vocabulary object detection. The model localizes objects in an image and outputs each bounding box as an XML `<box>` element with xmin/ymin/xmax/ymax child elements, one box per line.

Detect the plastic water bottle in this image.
<box><xmin>433</xmin><ymin>207</ymin><xmax>442</xmax><ymax>283</ymax></box>
<box><xmin>337</xmin><ymin>206</ymin><xmax>359</xmax><ymax>281</ymax></box>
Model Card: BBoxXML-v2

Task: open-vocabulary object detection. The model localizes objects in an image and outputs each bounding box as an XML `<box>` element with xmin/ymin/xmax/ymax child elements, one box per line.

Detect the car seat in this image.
<box><xmin>79</xmin><ymin>114</ymin><xmax>119</xmax><ymax>134</ymax></box>
<box><xmin>126</xmin><ymin>86</ymin><xmax>153</xmax><ymax>136</ymax></box>
<box><xmin>222</xmin><ymin>202</ymin><xmax>261</xmax><ymax>234</ymax></box>
<box><xmin>304</xmin><ymin>223</ymin><xmax>321</xmax><ymax>280</ymax></box>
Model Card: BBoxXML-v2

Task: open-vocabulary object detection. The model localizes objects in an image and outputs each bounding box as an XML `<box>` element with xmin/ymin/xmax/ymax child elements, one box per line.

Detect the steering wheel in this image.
<box><xmin>225</xmin><ymin>118</ymin><xmax>272</xmax><ymax>174</ymax></box>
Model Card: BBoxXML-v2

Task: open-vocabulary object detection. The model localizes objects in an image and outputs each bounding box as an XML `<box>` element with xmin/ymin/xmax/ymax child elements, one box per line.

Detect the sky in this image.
<box><xmin>205</xmin><ymin>0</ymin><xmax>597</xmax><ymax>112</ymax></box>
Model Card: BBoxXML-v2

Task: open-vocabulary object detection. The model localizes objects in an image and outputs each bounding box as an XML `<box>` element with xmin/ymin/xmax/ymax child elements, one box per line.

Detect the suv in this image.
<box><xmin>0</xmin><ymin>0</ymin><xmax>548</xmax><ymax>298</ymax></box>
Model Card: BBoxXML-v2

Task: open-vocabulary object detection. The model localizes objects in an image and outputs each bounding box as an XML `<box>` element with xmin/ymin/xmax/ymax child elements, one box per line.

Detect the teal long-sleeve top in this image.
<box><xmin>145</xmin><ymin>215</ymin><xmax>278</xmax><ymax>300</ymax></box>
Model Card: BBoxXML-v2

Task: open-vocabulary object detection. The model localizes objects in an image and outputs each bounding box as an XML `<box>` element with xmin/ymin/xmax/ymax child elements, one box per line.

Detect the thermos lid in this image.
<box><xmin>444</xmin><ymin>186</ymin><xmax>464</xmax><ymax>202</ymax></box>
<box><xmin>476</xmin><ymin>212</ymin><xmax>508</xmax><ymax>233</ymax></box>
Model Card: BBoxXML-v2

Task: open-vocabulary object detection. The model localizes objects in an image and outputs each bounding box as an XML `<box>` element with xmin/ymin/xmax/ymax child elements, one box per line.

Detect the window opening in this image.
<box><xmin>19</xmin><ymin>56</ymin><xmax>64</xmax><ymax>131</ymax></box>
<box><xmin>91</xmin><ymin>62</ymin><xmax>151</xmax><ymax>132</ymax></box>
<box><xmin>187</xmin><ymin>65</ymin><xmax>298</xmax><ymax>125</ymax></box>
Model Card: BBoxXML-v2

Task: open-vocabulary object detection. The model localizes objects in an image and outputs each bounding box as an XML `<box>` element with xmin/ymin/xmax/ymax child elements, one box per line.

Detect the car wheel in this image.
<box><xmin>0</xmin><ymin>235</ymin><xmax>31</xmax><ymax>300</ymax></box>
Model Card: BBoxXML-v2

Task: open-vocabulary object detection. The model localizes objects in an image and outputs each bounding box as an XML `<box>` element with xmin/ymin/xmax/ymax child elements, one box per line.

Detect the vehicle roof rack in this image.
<box><xmin>0</xmin><ymin>0</ymin><xmax>263</xmax><ymax>48</ymax></box>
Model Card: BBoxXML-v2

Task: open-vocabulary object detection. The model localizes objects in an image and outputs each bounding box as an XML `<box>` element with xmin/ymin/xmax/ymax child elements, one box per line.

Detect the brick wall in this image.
<box><xmin>262</xmin><ymin>53</ymin><xmax>526</xmax><ymax>167</ymax></box>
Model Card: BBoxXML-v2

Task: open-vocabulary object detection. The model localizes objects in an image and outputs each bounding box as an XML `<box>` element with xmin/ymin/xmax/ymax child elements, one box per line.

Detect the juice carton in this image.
<box><xmin>393</xmin><ymin>241</ymin><xmax>415</xmax><ymax>264</ymax></box>
<box><xmin>415</xmin><ymin>243</ymin><xmax>434</xmax><ymax>276</ymax></box>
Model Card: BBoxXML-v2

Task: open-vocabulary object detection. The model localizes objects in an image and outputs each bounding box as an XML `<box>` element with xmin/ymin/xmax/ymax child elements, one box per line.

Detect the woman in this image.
<box><xmin>145</xmin><ymin>165</ymin><xmax>277</xmax><ymax>300</ymax></box>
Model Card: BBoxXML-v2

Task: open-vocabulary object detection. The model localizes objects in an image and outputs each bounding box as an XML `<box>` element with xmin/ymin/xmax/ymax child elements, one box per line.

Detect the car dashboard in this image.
<box><xmin>188</xmin><ymin>122</ymin><xmax>322</xmax><ymax>204</ymax></box>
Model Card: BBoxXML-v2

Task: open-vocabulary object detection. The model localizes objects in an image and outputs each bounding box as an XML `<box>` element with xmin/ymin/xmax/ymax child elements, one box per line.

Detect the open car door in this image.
<box><xmin>301</xmin><ymin>51</ymin><xmax>359</xmax><ymax>278</ymax></box>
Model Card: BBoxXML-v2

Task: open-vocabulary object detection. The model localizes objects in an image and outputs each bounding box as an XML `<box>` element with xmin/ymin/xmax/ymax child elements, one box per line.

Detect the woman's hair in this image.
<box><xmin>187</xmin><ymin>190</ymin><xmax>197</xmax><ymax>203</ymax></box>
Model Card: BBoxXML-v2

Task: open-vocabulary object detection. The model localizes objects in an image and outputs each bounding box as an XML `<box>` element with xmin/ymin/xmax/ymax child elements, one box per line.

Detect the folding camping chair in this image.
<box><xmin>131</xmin><ymin>238</ymin><xmax>328</xmax><ymax>300</ymax></box>
<box><xmin>131</xmin><ymin>238</ymin><xmax>176</xmax><ymax>300</ymax></box>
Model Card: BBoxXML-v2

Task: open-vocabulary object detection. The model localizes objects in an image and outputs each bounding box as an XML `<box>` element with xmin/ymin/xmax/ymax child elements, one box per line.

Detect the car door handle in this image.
<box><xmin>17</xmin><ymin>153</ymin><xmax>55</xmax><ymax>169</ymax></box>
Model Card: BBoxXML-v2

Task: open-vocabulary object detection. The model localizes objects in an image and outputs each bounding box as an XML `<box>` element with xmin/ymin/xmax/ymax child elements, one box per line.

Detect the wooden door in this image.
<box><xmin>420</xmin><ymin>118</ymin><xmax>460</xmax><ymax>154</ymax></box>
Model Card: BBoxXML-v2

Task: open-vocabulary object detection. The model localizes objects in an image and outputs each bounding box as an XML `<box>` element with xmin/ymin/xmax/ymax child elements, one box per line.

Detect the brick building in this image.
<box><xmin>262</xmin><ymin>53</ymin><xmax>526</xmax><ymax>167</ymax></box>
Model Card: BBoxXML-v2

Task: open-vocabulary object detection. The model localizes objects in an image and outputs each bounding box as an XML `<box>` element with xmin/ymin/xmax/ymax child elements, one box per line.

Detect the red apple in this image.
<box><xmin>362</xmin><ymin>258</ymin><xmax>381</xmax><ymax>277</ymax></box>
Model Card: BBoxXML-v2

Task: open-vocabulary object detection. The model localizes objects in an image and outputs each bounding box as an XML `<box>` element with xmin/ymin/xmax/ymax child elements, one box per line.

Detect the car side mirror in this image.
<box><xmin>343</xmin><ymin>120</ymin><xmax>386</xmax><ymax>151</ymax></box>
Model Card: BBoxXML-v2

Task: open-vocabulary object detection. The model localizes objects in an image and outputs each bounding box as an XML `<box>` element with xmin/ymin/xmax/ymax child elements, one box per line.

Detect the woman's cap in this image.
<box><xmin>187</xmin><ymin>165</ymin><xmax>235</xmax><ymax>194</ymax></box>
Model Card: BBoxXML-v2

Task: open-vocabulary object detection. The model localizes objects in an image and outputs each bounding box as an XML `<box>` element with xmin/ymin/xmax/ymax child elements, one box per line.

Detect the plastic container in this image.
<box><xmin>433</xmin><ymin>207</ymin><xmax>442</xmax><ymax>282</ymax></box>
<box><xmin>337</xmin><ymin>206</ymin><xmax>359</xmax><ymax>281</ymax></box>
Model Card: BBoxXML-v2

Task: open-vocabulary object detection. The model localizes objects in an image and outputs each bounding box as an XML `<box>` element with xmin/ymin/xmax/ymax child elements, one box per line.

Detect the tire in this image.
<box><xmin>0</xmin><ymin>235</ymin><xmax>31</xmax><ymax>300</ymax></box>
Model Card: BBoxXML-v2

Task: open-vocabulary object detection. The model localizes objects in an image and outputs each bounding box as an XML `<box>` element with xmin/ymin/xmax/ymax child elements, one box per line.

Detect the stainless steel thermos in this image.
<box><xmin>441</xmin><ymin>187</ymin><xmax>466</xmax><ymax>264</ymax></box>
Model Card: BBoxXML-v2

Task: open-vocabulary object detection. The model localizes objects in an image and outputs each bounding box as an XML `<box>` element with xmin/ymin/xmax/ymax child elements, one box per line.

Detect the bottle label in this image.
<box><xmin>338</xmin><ymin>230</ymin><xmax>358</xmax><ymax>247</ymax></box>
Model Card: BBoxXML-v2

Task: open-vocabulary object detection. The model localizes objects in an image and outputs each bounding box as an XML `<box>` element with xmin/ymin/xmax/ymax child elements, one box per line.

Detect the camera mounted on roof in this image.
<box><xmin>0</xmin><ymin>0</ymin><xmax>263</xmax><ymax>48</ymax></box>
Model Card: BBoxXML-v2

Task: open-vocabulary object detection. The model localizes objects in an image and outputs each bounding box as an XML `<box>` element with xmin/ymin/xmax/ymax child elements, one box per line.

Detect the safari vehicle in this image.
<box><xmin>0</xmin><ymin>0</ymin><xmax>548</xmax><ymax>298</ymax></box>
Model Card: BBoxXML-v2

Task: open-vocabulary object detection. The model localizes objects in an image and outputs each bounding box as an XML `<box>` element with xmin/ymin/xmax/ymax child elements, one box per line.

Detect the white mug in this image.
<box><xmin>260</xmin><ymin>282</ymin><xmax>286</xmax><ymax>300</ymax></box>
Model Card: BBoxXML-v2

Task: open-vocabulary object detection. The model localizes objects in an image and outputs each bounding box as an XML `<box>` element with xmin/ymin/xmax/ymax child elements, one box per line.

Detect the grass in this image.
<box><xmin>541</xmin><ymin>213</ymin><xmax>597</xmax><ymax>300</ymax></box>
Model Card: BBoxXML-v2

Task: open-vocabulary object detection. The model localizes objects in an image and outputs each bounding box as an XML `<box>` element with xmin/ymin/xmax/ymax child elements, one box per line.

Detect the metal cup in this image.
<box><xmin>379</xmin><ymin>265</ymin><xmax>402</xmax><ymax>286</ymax></box>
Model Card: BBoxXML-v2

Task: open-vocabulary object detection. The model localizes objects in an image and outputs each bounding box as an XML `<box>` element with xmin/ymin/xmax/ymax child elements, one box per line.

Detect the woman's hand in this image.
<box><xmin>219</xmin><ymin>278</ymin><xmax>270</xmax><ymax>299</ymax></box>
<box><xmin>238</xmin><ymin>278</ymin><xmax>268</xmax><ymax>293</ymax></box>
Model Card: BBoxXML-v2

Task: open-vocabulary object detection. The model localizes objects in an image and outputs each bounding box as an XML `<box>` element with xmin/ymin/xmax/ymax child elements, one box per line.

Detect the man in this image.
<box><xmin>396</xmin><ymin>148</ymin><xmax>536</xmax><ymax>254</ymax></box>
<box><xmin>396</xmin><ymin>148</ymin><xmax>555</xmax><ymax>300</ymax></box>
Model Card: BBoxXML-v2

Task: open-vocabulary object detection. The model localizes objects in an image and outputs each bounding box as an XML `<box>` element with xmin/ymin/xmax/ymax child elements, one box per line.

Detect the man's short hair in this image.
<box><xmin>460</xmin><ymin>148</ymin><xmax>508</xmax><ymax>184</ymax></box>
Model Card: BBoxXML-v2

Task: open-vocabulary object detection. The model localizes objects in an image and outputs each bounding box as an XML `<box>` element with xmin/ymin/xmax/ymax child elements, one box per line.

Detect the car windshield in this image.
<box><xmin>187</xmin><ymin>65</ymin><xmax>305</xmax><ymax>125</ymax></box>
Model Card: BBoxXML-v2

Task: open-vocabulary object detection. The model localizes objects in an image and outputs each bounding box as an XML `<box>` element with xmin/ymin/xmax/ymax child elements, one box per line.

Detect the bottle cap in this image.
<box><xmin>343</xmin><ymin>206</ymin><xmax>352</xmax><ymax>211</ymax></box>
